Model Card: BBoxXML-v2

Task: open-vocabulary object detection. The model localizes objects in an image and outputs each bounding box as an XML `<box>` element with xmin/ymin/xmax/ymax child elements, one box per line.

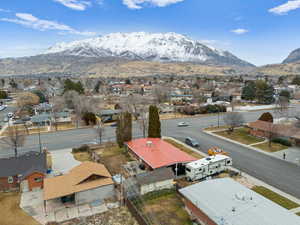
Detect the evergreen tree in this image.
<box><xmin>148</xmin><ymin>105</ymin><xmax>161</xmax><ymax>138</ymax></box>
<box><xmin>279</xmin><ymin>90</ymin><xmax>291</xmax><ymax>100</ymax></box>
<box><xmin>115</xmin><ymin>111</ymin><xmax>132</xmax><ymax>148</ymax></box>
<box><xmin>63</xmin><ymin>79</ymin><xmax>85</xmax><ymax>94</ymax></box>
<box><xmin>123</xmin><ymin>112</ymin><xmax>132</xmax><ymax>142</ymax></box>
<box><xmin>255</xmin><ymin>80</ymin><xmax>275</xmax><ymax>104</ymax></box>
<box><xmin>242</xmin><ymin>81</ymin><xmax>256</xmax><ymax>101</ymax></box>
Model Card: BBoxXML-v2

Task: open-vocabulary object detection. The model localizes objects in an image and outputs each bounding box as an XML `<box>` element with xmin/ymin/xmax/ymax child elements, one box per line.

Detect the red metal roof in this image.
<box><xmin>126</xmin><ymin>138</ymin><xmax>197</xmax><ymax>169</ymax></box>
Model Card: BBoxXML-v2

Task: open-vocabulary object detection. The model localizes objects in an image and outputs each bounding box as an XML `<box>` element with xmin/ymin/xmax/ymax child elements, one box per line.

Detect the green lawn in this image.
<box><xmin>252</xmin><ymin>186</ymin><xmax>299</xmax><ymax>210</ymax></box>
<box><xmin>252</xmin><ymin>142</ymin><xmax>288</xmax><ymax>152</ymax></box>
<box><xmin>214</xmin><ymin>128</ymin><xmax>264</xmax><ymax>145</ymax></box>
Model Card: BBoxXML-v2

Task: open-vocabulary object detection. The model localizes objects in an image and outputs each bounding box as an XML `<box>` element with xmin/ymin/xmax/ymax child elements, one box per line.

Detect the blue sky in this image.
<box><xmin>1</xmin><ymin>0</ymin><xmax>300</xmax><ymax>65</ymax></box>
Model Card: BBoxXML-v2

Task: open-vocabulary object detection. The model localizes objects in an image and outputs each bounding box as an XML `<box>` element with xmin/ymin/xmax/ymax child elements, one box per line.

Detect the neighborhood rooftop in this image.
<box><xmin>179</xmin><ymin>178</ymin><xmax>300</xmax><ymax>225</ymax></box>
<box><xmin>44</xmin><ymin>162</ymin><xmax>113</xmax><ymax>201</ymax></box>
<box><xmin>0</xmin><ymin>151</ymin><xmax>47</xmax><ymax>178</ymax></box>
<box><xmin>126</xmin><ymin>138</ymin><xmax>196</xmax><ymax>169</ymax></box>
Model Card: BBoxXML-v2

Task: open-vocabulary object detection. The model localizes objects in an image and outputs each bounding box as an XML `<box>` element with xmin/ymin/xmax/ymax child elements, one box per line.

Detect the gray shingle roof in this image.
<box><xmin>179</xmin><ymin>178</ymin><xmax>300</xmax><ymax>225</ymax></box>
<box><xmin>0</xmin><ymin>151</ymin><xmax>47</xmax><ymax>179</ymax></box>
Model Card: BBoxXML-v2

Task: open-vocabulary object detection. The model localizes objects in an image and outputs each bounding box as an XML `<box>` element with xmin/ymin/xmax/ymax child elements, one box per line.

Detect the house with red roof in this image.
<box><xmin>126</xmin><ymin>138</ymin><xmax>196</xmax><ymax>175</ymax></box>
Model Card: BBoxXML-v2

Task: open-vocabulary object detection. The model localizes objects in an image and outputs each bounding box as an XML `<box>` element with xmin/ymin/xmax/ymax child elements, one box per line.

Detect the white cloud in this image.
<box><xmin>122</xmin><ymin>0</ymin><xmax>184</xmax><ymax>9</ymax></box>
<box><xmin>0</xmin><ymin>13</ymin><xmax>96</xmax><ymax>36</ymax></box>
<box><xmin>53</xmin><ymin>0</ymin><xmax>92</xmax><ymax>10</ymax></box>
<box><xmin>269</xmin><ymin>0</ymin><xmax>300</xmax><ymax>15</ymax></box>
<box><xmin>231</xmin><ymin>28</ymin><xmax>249</xmax><ymax>35</ymax></box>
<box><xmin>0</xmin><ymin>8</ymin><xmax>10</xmax><ymax>13</ymax></box>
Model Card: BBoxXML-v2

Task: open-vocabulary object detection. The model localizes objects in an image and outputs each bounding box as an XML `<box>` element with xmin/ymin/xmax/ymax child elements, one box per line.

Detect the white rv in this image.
<box><xmin>185</xmin><ymin>155</ymin><xmax>232</xmax><ymax>181</ymax></box>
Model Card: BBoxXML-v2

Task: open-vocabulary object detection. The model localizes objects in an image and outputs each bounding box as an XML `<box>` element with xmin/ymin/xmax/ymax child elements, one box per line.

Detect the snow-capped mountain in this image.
<box><xmin>45</xmin><ymin>32</ymin><xmax>254</xmax><ymax>67</ymax></box>
<box><xmin>282</xmin><ymin>48</ymin><xmax>300</xmax><ymax>64</ymax></box>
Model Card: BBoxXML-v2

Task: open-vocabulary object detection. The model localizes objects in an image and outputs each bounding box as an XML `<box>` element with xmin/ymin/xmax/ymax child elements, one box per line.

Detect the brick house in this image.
<box><xmin>248</xmin><ymin>120</ymin><xmax>300</xmax><ymax>144</ymax></box>
<box><xmin>0</xmin><ymin>151</ymin><xmax>47</xmax><ymax>192</ymax></box>
<box><xmin>179</xmin><ymin>178</ymin><xmax>300</xmax><ymax>225</ymax></box>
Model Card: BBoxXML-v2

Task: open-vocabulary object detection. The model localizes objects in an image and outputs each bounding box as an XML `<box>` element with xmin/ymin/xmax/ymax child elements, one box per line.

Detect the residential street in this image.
<box><xmin>1</xmin><ymin>107</ymin><xmax>300</xmax><ymax>199</ymax></box>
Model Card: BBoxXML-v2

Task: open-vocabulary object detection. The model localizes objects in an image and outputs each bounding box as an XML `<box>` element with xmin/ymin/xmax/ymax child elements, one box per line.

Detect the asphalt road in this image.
<box><xmin>1</xmin><ymin>106</ymin><xmax>300</xmax><ymax>199</ymax></box>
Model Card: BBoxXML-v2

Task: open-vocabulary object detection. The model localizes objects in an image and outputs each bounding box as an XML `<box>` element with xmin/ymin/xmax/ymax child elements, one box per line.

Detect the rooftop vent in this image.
<box><xmin>146</xmin><ymin>141</ymin><xmax>153</xmax><ymax>147</ymax></box>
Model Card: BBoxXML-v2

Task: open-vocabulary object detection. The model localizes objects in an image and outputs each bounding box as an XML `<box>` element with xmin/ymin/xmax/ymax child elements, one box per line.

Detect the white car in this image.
<box><xmin>7</xmin><ymin>112</ymin><xmax>14</xmax><ymax>118</ymax></box>
<box><xmin>177</xmin><ymin>122</ymin><xmax>189</xmax><ymax>127</ymax></box>
<box><xmin>0</xmin><ymin>105</ymin><xmax>7</xmax><ymax>111</ymax></box>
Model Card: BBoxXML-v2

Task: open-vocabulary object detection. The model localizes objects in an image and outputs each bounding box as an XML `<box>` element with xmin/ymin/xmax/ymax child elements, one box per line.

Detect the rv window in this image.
<box><xmin>186</xmin><ymin>168</ymin><xmax>191</xmax><ymax>172</ymax></box>
<box><xmin>199</xmin><ymin>168</ymin><xmax>202</xmax><ymax>172</ymax></box>
<box><xmin>227</xmin><ymin>160</ymin><xmax>231</xmax><ymax>164</ymax></box>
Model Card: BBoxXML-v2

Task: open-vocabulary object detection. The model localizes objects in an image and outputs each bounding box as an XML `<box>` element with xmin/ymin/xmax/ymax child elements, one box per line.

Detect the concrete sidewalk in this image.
<box><xmin>204</xmin><ymin>130</ymin><xmax>300</xmax><ymax>166</ymax></box>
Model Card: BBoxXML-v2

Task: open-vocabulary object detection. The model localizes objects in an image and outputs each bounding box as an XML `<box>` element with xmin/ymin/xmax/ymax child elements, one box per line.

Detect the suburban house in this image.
<box><xmin>99</xmin><ymin>109</ymin><xmax>122</xmax><ymax>123</ymax></box>
<box><xmin>0</xmin><ymin>151</ymin><xmax>47</xmax><ymax>192</ymax></box>
<box><xmin>179</xmin><ymin>178</ymin><xmax>300</xmax><ymax>225</ymax></box>
<box><xmin>125</xmin><ymin>168</ymin><xmax>175</xmax><ymax>197</ymax></box>
<box><xmin>248</xmin><ymin>120</ymin><xmax>300</xmax><ymax>144</ymax></box>
<box><xmin>34</xmin><ymin>103</ymin><xmax>53</xmax><ymax>115</ymax></box>
<box><xmin>31</xmin><ymin>111</ymin><xmax>72</xmax><ymax>126</ymax></box>
<box><xmin>125</xmin><ymin>138</ymin><xmax>196</xmax><ymax>175</ymax></box>
<box><xmin>44</xmin><ymin>162</ymin><xmax>115</xmax><ymax>205</ymax></box>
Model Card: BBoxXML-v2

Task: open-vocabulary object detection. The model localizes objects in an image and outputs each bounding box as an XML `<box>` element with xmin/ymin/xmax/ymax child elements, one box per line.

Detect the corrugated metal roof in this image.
<box><xmin>126</xmin><ymin>138</ymin><xmax>196</xmax><ymax>169</ymax></box>
<box><xmin>179</xmin><ymin>178</ymin><xmax>300</xmax><ymax>225</ymax></box>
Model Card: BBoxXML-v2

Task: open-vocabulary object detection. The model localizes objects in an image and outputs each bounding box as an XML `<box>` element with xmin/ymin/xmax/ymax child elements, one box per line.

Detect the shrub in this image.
<box><xmin>272</xmin><ymin>137</ymin><xmax>292</xmax><ymax>147</ymax></box>
<box><xmin>72</xmin><ymin>144</ymin><xmax>90</xmax><ymax>153</ymax></box>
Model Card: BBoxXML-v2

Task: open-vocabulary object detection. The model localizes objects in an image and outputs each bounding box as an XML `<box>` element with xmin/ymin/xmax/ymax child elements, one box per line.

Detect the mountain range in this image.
<box><xmin>0</xmin><ymin>32</ymin><xmax>300</xmax><ymax>77</ymax></box>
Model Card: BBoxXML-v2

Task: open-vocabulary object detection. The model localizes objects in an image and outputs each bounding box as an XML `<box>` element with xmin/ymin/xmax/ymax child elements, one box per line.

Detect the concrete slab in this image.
<box><xmin>55</xmin><ymin>208</ymin><xmax>69</xmax><ymax>222</ymax></box>
<box><xmin>78</xmin><ymin>204</ymin><xmax>93</xmax><ymax>217</ymax></box>
<box><xmin>50</xmin><ymin>148</ymin><xmax>81</xmax><ymax>174</ymax></box>
<box><xmin>67</xmin><ymin>207</ymin><xmax>79</xmax><ymax>218</ymax></box>
<box><xmin>91</xmin><ymin>204</ymin><xmax>108</xmax><ymax>214</ymax></box>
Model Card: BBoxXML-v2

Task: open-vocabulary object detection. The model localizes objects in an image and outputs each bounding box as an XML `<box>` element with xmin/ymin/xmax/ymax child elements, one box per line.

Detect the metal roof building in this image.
<box><xmin>126</xmin><ymin>138</ymin><xmax>196</xmax><ymax>170</ymax></box>
<box><xmin>179</xmin><ymin>178</ymin><xmax>300</xmax><ymax>225</ymax></box>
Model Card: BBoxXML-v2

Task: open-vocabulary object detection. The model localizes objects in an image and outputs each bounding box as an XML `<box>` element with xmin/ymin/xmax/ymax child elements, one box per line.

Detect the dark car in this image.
<box><xmin>185</xmin><ymin>137</ymin><xmax>199</xmax><ymax>147</ymax></box>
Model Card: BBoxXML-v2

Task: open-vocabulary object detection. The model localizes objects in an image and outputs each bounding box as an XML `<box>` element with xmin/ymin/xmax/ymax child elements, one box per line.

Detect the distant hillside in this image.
<box><xmin>0</xmin><ymin>54</ymin><xmax>244</xmax><ymax>77</ymax></box>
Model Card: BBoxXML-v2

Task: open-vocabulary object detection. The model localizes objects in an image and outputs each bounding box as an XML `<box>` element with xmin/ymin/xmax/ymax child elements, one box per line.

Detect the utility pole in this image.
<box><xmin>38</xmin><ymin>122</ymin><xmax>42</xmax><ymax>153</ymax></box>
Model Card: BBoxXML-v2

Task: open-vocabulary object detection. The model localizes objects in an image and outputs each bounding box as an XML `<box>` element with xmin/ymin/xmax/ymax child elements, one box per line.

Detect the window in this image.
<box><xmin>34</xmin><ymin>177</ymin><xmax>42</xmax><ymax>183</ymax></box>
<box><xmin>7</xmin><ymin>176</ymin><xmax>14</xmax><ymax>184</ymax></box>
<box><xmin>186</xmin><ymin>168</ymin><xmax>191</xmax><ymax>172</ymax></box>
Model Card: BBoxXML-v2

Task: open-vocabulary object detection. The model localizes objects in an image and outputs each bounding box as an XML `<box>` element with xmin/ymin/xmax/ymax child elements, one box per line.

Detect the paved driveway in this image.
<box><xmin>50</xmin><ymin>149</ymin><xmax>81</xmax><ymax>174</ymax></box>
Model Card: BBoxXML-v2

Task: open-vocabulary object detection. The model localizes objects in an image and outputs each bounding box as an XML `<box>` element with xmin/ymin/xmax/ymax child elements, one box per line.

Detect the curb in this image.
<box><xmin>165</xmin><ymin>136</ymin><xmax>300</xmax><ymax>207</ymax></box>
<box><xmin>203</xmin><ymin>130</ymin><xmax>300</xmax><ymax>166</ymax></box>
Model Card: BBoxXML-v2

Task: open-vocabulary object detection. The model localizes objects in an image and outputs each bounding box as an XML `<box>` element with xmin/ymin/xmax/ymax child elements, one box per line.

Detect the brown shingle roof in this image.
<box><xmin>44</xmin><ymin>162</ymin><xmax>114</xmax><ymax>201</ymax></box>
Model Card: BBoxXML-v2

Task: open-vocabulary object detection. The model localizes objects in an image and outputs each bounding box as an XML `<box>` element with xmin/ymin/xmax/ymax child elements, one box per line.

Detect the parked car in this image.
<box><xmin>177</xmin><ymin>122</ymin><xmax>189</xmax><ymax>127</ymax></box>
<box><xmin>7</xmin><ymin>112</ymin><xmax>14</xmax><ymax>118</ymax></box>
<box><xmin>185</xmin><ymin>137</ymin><xmax>199</xmax><ymax>147</ymax></box>
<box><xmin>0</xmin><ymin>105</ymin><xmax>7</xmax><ymax>111</ymax></box>
<box><xmin>208</xmin><ymin>147</ymin><xmax>228</xmax><ymax>156</ymax></box>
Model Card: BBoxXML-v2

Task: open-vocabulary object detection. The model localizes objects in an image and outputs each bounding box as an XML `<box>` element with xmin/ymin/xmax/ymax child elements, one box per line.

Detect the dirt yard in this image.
<box><xmin>0</xmin><ymin>192</ymin><xmax>40</xmax><ymax>225</ymax></box>
<box><xmin>60</xmin><ymin>207</ymin><xmax>138</xmax><ymax>225</ymax></box>
<box><xmin>141</xmin><ymin>190</ymin><xmax>192</xmax><ymax>225</ymax></box>
<box><xmin>96</xmin><ymin>143</ymin><xmax>134</xmax><ymax>175</ymax></box>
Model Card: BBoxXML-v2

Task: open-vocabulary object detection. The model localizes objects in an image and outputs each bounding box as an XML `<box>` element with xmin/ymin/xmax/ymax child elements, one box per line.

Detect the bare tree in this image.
<box><xmin>95</xmin><ymin>121</ymin><xmax>105</xmax><ymax>144</ymax></box>
<box><xmin>152</xmin><ymin>85</ymin><xmax>170</xmax><ymax>104</ymax></box>
<box><xmin>1</xmin><ymin>125</ymin><xmax>26</xmax><ymax>157</ymax></box>
<box><xmin>50</xmin><ymin>96</ymin><xmax>65</xmax><ymax>131</ymax></box>
<box><xmin>223</xmin><ymin>112</ymin><xmax>245</xmax><ymax>132</ymax></box>
<box><xmin>137</xmin><ymin>107</ymin><xmax>148</xmax><ymax>138</ymax></box>
<box><xmin>265</xmin><ymin>122</ymin><xmax>278</xmax><ymax>147</ymax></box>
<box><xmin>275</xmin><ymin>96</ymin><xmax>290</xmax><ymax>119</ymax></box>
